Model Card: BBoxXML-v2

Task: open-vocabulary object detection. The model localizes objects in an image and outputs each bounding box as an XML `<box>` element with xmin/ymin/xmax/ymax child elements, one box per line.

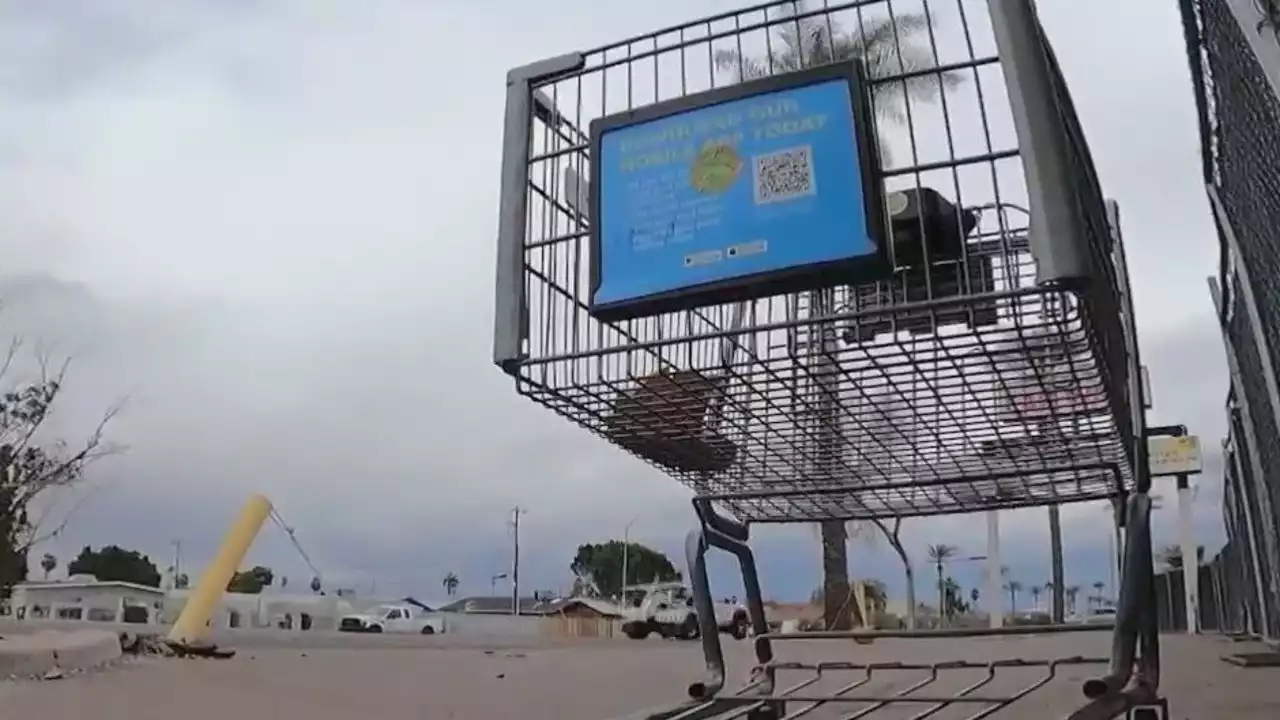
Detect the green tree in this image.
<box><xmin>1161</xmin><ymin>545</ymin><xmax>1205</xmax><ymax>569</ymax></box>
<box><xmin>442</xmin><ymin>571</ymin><xmax>460</xmax><ymax>597</ymax></box>
<box><xmin>67</xmin><ymin>545</ymin><xmax>161</xmax><ymax>587</ymax></box>
<box><xmin>941</xmin><ymin>577</ymin><xmax>967</xmax><ymax>618</ymax></box>
<box><xmin>227</xmin><ymin>565</ymin><xmax>274</xmax><ymax>594</ymax></box>
<box><xmin>862</xmin><ymin>578</ymin><xmax>888</xmax><ymax>613</ymax></box>
<box><xmin>309</xmin><ymin>576</ymin><xmax>322</xmax><ymax>594</ymax></box>
<box><xmin>926</xmin><ymin>543</ymin><xmax>958</xmax><ymax>622</ymax></box>
<box><xmin>1006</xmin><ymin>579</ymin><xmax>1023</xmax><ymax>613</ymax></box>
<box><xmin>0</xmin><ymin>485</ymin><xmax>27</xmax><ymax>597</ymax></box>
<box><xmin>714</xmin><ymin>3</ymin><xmax>963</xmax><ymax>629</ymax></box>
<box><xmin>175</xmin><ymin>573</ymin><xmax>190</xmax><ymax>589</ymax></box>
<box><xmin>712</xmin><ymin>1</ymin><xmax>964</xmax><ymax>160</ymax></box>
<box><xmin>40</xmin><ymin>552</ymin><xmax>56</xmax><ymax>579</ymax></box>
<box><xmin>0</xmin><ymin>355</ymin><xmax>119</xmax><ymax>599</ymax></box>
<box><xmin>570</xmin><ymin>540</ymin><xmax>680</xmax><ymax>599</ymax></box>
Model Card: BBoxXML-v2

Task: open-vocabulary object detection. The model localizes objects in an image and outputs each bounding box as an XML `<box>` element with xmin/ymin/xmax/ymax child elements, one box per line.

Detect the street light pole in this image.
<box><xmin>621</xmin><ymin>516</ymin><xmax>639</xmax><ymax>601</ymax></box>
<box><xmin>491</xmin><ymin>572</ymin><xmax>508</xmax><ymax>596</ymax></box>
<box><xmin>509</xmin><ymin>507</ymin><xmax>528</xmax><ymax>615</ymax></box>
<box><xmin>985</xmin><ymin>510</ymin><xmax>1003</xmax><ymax>628</ymax></box>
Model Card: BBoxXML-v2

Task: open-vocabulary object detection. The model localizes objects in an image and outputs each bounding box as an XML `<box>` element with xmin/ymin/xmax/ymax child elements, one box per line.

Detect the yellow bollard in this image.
<box><xmin>167</xmin><ymin>494</ymin><xmax>272</xmax><ymax>645</ymax></box>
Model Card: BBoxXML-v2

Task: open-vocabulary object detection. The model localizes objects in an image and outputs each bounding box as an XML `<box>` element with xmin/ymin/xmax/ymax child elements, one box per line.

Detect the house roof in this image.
<box><xmin>16</xmin><ymin>580</ymin><xmax>166</xmax><ymax>595</ymax></box>
<box><xmin>531</xmin><ymin>598</ymin><xmax>622</xmax><ymax>617</ymax></box>
<box><xmin>434</xmin><ymin>595</ymin><xmax>624</xmax><ymax>616</ymax></box>
<box><xmin>436</xmin><ymin>596</ymin><xmax>545</xmax><ymax>614</ymax></box>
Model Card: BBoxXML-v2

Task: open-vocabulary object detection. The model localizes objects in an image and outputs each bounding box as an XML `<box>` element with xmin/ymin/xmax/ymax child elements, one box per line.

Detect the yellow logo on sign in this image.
<box><xmin>689</xmin><ymin>142</ymin><xmax>742</xmax><ymax>194</ymax></box>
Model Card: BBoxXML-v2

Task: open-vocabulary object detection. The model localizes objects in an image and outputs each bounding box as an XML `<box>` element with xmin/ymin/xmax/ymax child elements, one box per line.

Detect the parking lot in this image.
<box><xmin>3</xmin><ymin>626</ymin><xmax>1278</xmax><ymax>720</ymax></box>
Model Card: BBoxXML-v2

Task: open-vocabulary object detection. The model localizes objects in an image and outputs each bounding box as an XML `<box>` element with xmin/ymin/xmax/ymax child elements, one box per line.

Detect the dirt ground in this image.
<box><xmin>1</xmin><ymin>630</ymin><xmax>1277</xmax><ymax>719</ymax></box>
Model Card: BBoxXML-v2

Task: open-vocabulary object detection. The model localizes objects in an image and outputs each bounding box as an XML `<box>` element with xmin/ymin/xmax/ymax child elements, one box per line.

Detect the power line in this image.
<box><xmin>269</xmin><ymin>506</ymin><xmax>323</xmax><ymax>583</ymax></box>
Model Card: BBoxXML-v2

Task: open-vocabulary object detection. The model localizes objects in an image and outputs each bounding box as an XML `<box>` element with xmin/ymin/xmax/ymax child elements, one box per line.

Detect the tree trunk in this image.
<box><xmin>935</xmin><ymin>562</ymin><xmax>946</xmax><ymax>626</ymax></box>
<box><xmin>820</xmin><ymin>520</ymin><xmax>851</xmax><ymax>630</ymax></box>
<box><xmin>1048</xmin><ymin>504</ymin><xmax>1065</xmax><ymax>622</ymax></box>
<box><xmin>888</xmin><ymin>540</ymin><xmax>917</xmax><ymax>630</ymax></box>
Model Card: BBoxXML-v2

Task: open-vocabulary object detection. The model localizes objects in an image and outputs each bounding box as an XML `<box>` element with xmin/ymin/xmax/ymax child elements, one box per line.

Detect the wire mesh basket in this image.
<box><xmin>494</xmin><ymin>0</ymin><xmax>1140</xmax><ymax>523</ymax></box>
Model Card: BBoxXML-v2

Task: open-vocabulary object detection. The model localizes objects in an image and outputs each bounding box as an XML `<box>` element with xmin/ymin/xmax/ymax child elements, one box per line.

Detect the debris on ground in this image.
<box><xmin>117</xmin><ymin>633</ymin><xmax>235</xmax><ymax>659</ymax></box>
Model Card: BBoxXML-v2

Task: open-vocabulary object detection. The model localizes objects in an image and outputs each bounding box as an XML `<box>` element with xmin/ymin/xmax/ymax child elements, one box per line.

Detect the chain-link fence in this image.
<box><xmin>1180</xmin><ymin>0</ymin><xmax>1280</xmax><ymax>645</ymax></box>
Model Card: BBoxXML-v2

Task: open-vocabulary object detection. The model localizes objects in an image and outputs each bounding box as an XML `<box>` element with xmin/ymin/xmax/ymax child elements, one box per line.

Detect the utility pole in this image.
<box><xmin>509</xmin><ymin>507</ymin><xmax>528</xmax><ymax>616</ymax></box>
<box><xmin>171</xmin><ymin>540</ymin><xmax>183</xmax><ymax>590</ymax></box>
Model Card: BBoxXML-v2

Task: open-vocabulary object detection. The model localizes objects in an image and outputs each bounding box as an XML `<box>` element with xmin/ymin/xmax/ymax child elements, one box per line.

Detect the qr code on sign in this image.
<box><xmin>752</xmin><ymin>145</ymin><xmax>816</xmax><ymax>205</ymax></box>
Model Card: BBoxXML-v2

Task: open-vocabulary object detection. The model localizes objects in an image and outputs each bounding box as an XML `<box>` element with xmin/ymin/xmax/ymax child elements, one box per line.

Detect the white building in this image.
<box><xmin>162</xmin><ymin>589</ymin><xmax>356</xmax><ymax>630</ymax></box>
<box><xmin>8</xmin><ymin>575</ymin><xmax>166</xmax><ymax>624</ymax></box>
<box><xmin>4</xmin><ymin>575</ymin><xmax>356</xmax><ymax>631</ymax></box>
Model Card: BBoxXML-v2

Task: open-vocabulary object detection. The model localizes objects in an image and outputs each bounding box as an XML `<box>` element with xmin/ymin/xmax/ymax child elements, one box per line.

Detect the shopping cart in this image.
<box><xmin>492</xmin><ymin>1</ymin><xmax>1166</xmax><ymax>717</ymax></box>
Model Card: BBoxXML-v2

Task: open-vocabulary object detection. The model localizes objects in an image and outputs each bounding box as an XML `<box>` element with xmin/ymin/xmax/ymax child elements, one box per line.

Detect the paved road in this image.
<box><xmin>2</xmin><ymin>629</ymin><xmax>1277</xmax><ymax>719</ymax></box>
<box><xmin>2</xmin><ymin>620</ymin><xmax>563</xmax><ymax>650</ymax></box>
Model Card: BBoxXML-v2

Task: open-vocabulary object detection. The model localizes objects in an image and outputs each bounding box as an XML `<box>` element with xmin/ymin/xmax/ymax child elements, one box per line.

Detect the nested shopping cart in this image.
<box><xmin>492</xmin><ymin>0</ymin><xmax>1166</xmax><ymax>717</ymax></box>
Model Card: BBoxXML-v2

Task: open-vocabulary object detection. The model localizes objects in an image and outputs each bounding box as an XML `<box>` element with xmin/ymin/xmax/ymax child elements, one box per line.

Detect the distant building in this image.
<box><xmin>8</xmin><ymin>578</ymin><xmax>166</xmax><ymax>624</ymax></box>
<box><xmin>436</xmin><ymin>595</ymin><xmax>621</xmax><ymax>618</ymax></box>
<box><xmin>3</xmin><ymin>576</ymin><xmax>356</xmax><ymax>631</ymax></box>
<box><xmin>162</xmin><ymin>589</ymin><xmax>355</xmax><ymax>630</ymax></box>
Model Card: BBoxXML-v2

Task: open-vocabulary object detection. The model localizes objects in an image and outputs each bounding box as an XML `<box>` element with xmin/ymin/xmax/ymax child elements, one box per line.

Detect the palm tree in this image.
<box><xmin>1030</xmin><ymin>585</ymin><xmax>1042</xmax><ymax>611</ymax></box>
<box><xmin>927</xmin><ymin>544</ymin><xmax>958</xmax><ymax>621</ymax></box>
<box><xmin>942</xmin><ymin>577</ymin><xmax>963</xmax><ymax>619</ymax></box>
<box><xmin>40</xmin><ymin>553</ymin><xmax>56</xmax><ymax>579</ymax></box>
<box><xmin>1006</xmin><ymin>580</ymin><xmax>1023</xmax><ymax>614</ymax></box>
<box><xmin>712</xmin><ymin>1</ymin><xmax>963</xmax><ymax>630</ymax></box>
<box><xmin>711</xmin><ymin>2</ymin><xmax>963</xmax><ymax>147</ymax></box>
<box><xmin>442</xmin><ymin>572</ymin><xmax>460</xmax><ymax>597</ymax></box>
<box><xmin>1066</xmin><ymin>585</ymin><xmax>1081</xmax><ymax>615</ymax></box>
<box><xmin>1092</xmin><ymin>581</ymin><xmax>1105</xmax><ymax>606</ymax></box>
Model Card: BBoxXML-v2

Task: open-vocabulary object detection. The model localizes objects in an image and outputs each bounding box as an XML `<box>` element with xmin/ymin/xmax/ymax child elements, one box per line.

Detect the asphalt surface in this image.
<box><xmin>2</xmin><ymin>625</ymin><xmax>1278</xmax><ymax>719</ymax></box>
<box><xmin>2</xmin><ymin>620</ymin><xmax>569</xmax><ymax>650</ymax></box>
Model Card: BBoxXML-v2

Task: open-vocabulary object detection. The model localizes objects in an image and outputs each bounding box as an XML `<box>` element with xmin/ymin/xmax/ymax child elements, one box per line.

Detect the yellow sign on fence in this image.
<box><xmin>1148</xmin><ymin>436</ymin><xmax>1203</xmax><ymax>476</ymax></box>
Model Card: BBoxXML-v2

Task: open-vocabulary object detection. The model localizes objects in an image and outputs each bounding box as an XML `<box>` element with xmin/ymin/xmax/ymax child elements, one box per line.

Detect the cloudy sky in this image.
<box><xmin>0</xmin><ymin>0</ymin><xmax>1229</xmax><ymax>605</ymax></box>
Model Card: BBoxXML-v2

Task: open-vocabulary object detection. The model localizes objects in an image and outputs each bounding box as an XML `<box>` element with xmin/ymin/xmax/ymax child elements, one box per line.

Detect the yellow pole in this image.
<box><xmin>168</xmin><ymin>494</ymin><xmax>272</xmax><ymax>645</ymax></box>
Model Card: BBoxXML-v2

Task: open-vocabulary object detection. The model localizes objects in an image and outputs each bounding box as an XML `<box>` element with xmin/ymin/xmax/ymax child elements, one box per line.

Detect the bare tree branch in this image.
<box><xmin>1</xmin><ymin>343</ymin><xmax>126</xmax><ymax>593</ymax></box>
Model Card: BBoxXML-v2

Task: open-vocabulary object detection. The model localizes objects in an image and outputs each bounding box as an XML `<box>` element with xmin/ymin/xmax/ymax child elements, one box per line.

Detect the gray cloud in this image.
<box><xmin>0</xmin><ymin>0</ymin><xmax>1232</xmax><ymax>601</ymax></box>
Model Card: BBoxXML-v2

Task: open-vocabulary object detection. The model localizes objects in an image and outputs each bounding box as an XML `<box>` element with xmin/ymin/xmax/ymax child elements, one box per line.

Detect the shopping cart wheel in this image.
<box><xmin>1127</xmin><ymin>698</ymin><xmax>1169</xmax><ymax>720</ymax></box>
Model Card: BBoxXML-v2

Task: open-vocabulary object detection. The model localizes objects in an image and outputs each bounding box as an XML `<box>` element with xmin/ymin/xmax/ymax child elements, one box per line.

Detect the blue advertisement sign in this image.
<box><xmin>589</xmin><ymin>63</ymin><xmax>886</xmax><ymax>319</ymax></box>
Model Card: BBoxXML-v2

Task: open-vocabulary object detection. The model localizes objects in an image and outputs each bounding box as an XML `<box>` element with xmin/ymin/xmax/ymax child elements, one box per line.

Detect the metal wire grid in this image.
<box><xmin>1198</xmin><ymin>0</ymin><xmax>1280</xmax><ymax>367</ymax></box>
<box><xmin>509</xmin><ymin>0</ymin><xmax>1134</xmax><ymax>521</ymax></box>
<box><xmin>1225</xmin><ymin>389</ymin><xmax>1280</xmax><ymax>639</ymax></box>
<box><xmin>1189</xmin><ymin>0</ymin><xmax>1280</xmax><ymax>638</ymax></box>
<box><xmin>1219</xmin><ymin>433</ymin><xmax>1258</xmax><ymax>635</ymax></box>
<box><xmin>666</xmin><ymin>656</ymin><xmax>1107</xmax><ymax>720</ymax></box>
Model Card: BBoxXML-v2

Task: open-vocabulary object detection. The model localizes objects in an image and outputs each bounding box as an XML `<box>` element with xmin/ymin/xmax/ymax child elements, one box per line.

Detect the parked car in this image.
<box><xmin>1069</xmin><ymin>606</ymin><xmax>1117</xmax><ymax>626</ymax></box>
<box><xmin>338</xmin><ymin>603</ymin><xmax>444</xmax><ymax>634</ymax></box>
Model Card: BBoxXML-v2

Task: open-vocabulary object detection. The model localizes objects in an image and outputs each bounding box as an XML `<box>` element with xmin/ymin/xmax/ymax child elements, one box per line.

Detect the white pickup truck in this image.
<box><xmin>621</xmin><ymin>582</ymin><xmax>749</xmax><ymax>641</ymax></box>
<box><xmin>338</xmin><ymin>603</ymin><xmax>444</xmax><ymax>635</ymax></box>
